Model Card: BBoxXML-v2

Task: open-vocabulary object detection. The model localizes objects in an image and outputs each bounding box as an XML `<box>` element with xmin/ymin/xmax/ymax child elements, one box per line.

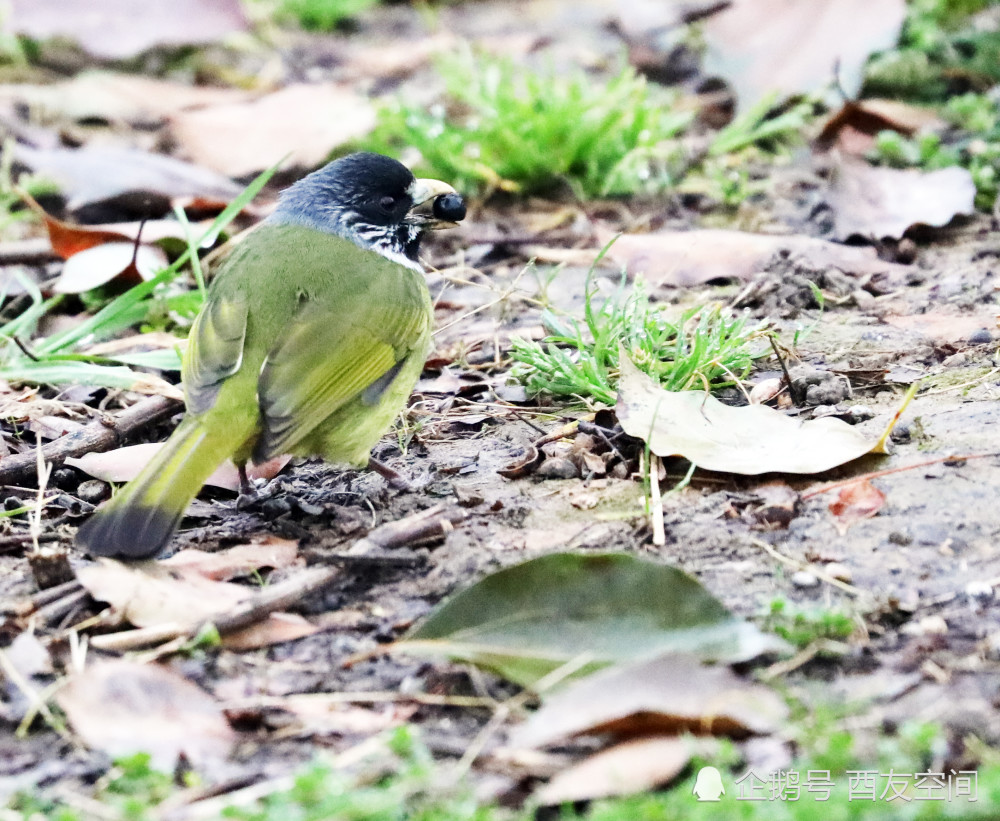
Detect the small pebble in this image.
<box><xmin>890</xmin><ymin>423</ymin><xmax>911</xmax><ymax>444</ymax></box>
<box><xmin>918</xmin><ymin>615</ymin><xmax>949</xmax><ymax>635</ymax></box>
<box><xmin>76</xmin><ymin>479</ymin><xmax>110</xmax><ymax>505</ymax></box>
<box><xmin>966</xmin><ymin>580</ymin><xmax>995</xmax><ymax>601</ymax></box>
<box><xmin>847</xmin><ymin>405</ymin><xmax>875</xmax><ymax>422</ymax></box>
<box><xmin>791</xmin><ymin>570</ymin><xmax>820</xmax><ymax>589</ymax></box>
<box><xmin>610</xmin><ymin>460</ymin><xmax>631</xmax><ymax>480</ymax></box>
<box><xmin>50</xmin><ymin>467</ymin><xmax>79</xmax><ymax>490</ymax></box>
<box><xmin>968</xmin><ymin>328</ymin><xmax>993</xmax><ymax>345</ymax></box>
<box><xmin>941</xmin><ymin>351</ymin><xmax>967</xmax><ymax>368</ymax></box>
<box><xmin>536</xmin><ymin>456</ymin><xmax>579</xmax><ymax>480</ymax></box>
<box><xmin>4</xmin><ymin>496</ymin><xmax>24</xmax><ymax>511</ymax></box>
<box><xmin>888</xmin><ymin>530</ymin><xmax>912</xmax><ymax>546</ymax></box>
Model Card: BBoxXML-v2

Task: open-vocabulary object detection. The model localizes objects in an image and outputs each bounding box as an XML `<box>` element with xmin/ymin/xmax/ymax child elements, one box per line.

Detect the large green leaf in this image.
<box><xmin>398</xmin><ymin>552</ymin><xmax>786</xmax><ymax>688</ymax></box>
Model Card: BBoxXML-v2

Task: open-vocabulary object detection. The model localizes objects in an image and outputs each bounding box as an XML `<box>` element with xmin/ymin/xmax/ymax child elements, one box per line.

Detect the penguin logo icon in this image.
<box><xmin>692</xmin><ymin>766</ymin><xmax>725</xmax><ymax>801</ymax></box>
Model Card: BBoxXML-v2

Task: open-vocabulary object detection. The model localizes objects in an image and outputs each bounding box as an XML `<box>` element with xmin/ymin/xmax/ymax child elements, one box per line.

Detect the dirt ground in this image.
<box><xmin>2</xmin><ymin>0</ymin><xmax>1000</xmax><ymax>808</ymax></box>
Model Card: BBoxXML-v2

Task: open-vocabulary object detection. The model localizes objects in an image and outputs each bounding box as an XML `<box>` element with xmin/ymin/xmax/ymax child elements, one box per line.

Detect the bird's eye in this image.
<box><xmin>379</xmin><ymin>195</ymin><xmax>397</xmax><ymax>212</ymax></box>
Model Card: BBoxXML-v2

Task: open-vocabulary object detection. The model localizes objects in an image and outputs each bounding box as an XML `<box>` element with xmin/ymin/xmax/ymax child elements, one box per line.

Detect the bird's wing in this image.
<box><xmin>254</xmin><ymin>289</ymin><xmax>429</xmax><ymax>459</ymax></box>
<box><xmin>182</xmin><ymin>293</ymin><xmax>249</xmax><ymax>415</ymax></box>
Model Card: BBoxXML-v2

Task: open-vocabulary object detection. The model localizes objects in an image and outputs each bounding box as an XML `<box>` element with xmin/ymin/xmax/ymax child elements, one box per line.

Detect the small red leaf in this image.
<box><xmin>828</xmin><ymin>479</ymin><xmax>885</xmax><ymax>532</ymax></box>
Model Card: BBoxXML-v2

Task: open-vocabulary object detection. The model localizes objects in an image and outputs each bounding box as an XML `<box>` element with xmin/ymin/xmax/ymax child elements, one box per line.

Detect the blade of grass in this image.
<box><xmin>35</xmin><ymin>160</ymin><xmax>280</xmax><ymax>356</ymax></box>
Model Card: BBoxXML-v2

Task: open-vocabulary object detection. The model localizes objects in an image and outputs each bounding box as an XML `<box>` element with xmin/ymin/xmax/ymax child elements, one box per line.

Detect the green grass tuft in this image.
<box><xmin>365</xmin><ymin>51</ymin><xmax>693</xmax><ymax>199</ymax></box>
<box><xmin>272</xmin><ymin>0</ymin><xmax>378</xmax><ymax>30</ymax></box>
<box><xmin>763</xmin><ymin>598</ymin><xmax>857</xmax><ymax>650</ymax></box>
<box><xmin>509</xmin><ymin>244</ymin><xmax>768</xmax><ymax>405</ymax></box>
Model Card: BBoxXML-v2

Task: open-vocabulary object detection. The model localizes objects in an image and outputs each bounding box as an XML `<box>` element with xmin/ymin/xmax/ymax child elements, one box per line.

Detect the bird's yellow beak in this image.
<box><xmin>407</xmin><ymin>178</ymin><xmax>461</xmax><ymax>229</ymax></box>
<box><xmin>407</xmin><ymin>178</ymin><xmax>456</xmax><ymax>206</ymax></box>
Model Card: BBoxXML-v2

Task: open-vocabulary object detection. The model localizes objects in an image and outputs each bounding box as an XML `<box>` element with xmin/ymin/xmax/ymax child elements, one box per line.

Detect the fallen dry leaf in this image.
<box><xmin>19</xmin><ymin>189</ymin><xmax>139</xmax><ymax>260</ymax></box>
<box><xmin>701</xmin><ymin>0</ymin><xmax>907</xmax><ymax>108</ymax></box>
<box><xmin>169</xmin><ymin>84</ymin><xmax>376</xmax><ymax>177</ymax></box>
<box><xmin>240</xmin><ymin>694</ymin><xmax>416</xmax><ymax>737</ymax></box>
<box><xmin>512</xmin><ymin>654</ymin><xmax>788</xmax><ymax>750</ymax></box>
<box><xmin>56</xmin><ymin>660</ymin><xmax>235</xmax><ymax>768</ymax></box>
<box><xmin>66</xmin><ymin>444</ymin><xmax>290</xmax><ymax>491</ymax></box>
<box><xmin>53</xmin><ymin>242</ymin><xmax>168</xmax><ymax>294</ymax></box>
<box><xmin>27</xmin><ymin>414</ymin><xmax>86</xmax><ymax>440</ymax></box>
<box><xmin>817</xmin><ymin>99</ymin><xmax>944</xmax><ymax>155</ymax></box>
<box><xmin>161</xmin><ymin>537</ymin><xmax>299</xmax><ymax>581</ymax></box>
<box><xmin>537</xmin><ymin>737</ymin><xmax>709</xmax><ymax>805</ymax></box>
<box><xmin>749</xmin><ymin>377</ymin><xmax>783</xmax><ymax>405</ymax></box>
<box><xmin>221</xmin><ymin>612</ymin><xmax>319</xmax><ymax>651</ymax></box>
<box><xmin>77</xmin><ymin>544</ymin><xmax>315</xmax><ymax>650</ymax></box>
<box><xmin>828</xmin><ymin>479</ymin><xmax>886</xmax><ymax>533</ymax></box>
<box><xmin>828</xmin><ymin>157</ymin><xmax>977</xmax><ymax>240</ymax></box>
<box><xmin>77</xmin><ymin>558</ymin><xmax>248</xmax><ymax>628</ymax></box>
<box><xmin>2</xmin><ymin>71</ymin><xmax>251</xmax><ymax>126</ymax></box>
<box><xmin>601</xmin><ymin>228</ymin><xmax>906</xmax><ymax>288</ymax></box>
<box><xmin>10</xmin><ymin>0</ymin><xmax>249</xmax><ymax>59</ymax></box>
<box><xmin>616</xmin><ymin>352</ymin><xmax>881</xmax><ymax>475</ymax></box>
<box><xmin>16</xmin><ymin>144</ymin><xmax>242</xmax><ymax>213</ymax></box>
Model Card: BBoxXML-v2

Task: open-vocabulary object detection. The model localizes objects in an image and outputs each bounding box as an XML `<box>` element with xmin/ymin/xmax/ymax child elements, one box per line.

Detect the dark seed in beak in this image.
<box><xmin>432</xmin><ymin>192</ymin><xmax>467</xmax><ymax>222</ymax></box>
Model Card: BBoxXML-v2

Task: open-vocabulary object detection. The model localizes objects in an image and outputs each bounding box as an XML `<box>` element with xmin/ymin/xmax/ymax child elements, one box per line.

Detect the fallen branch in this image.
<box><xmin>89</xmin><ymin>504</ymin><xmax>468</xmax><ymax>654</ymax></box>
<box><xmin>0</xmin><ymin>394</ymin><xmax>182</xmax><ymax>487</ymax></box>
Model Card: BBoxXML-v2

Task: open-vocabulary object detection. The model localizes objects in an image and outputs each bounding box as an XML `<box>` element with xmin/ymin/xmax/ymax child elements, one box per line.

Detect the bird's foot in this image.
<box><xmin>236</xmin><ymin>463</ymin><xmax>259</xmax><ymax>510</ymax></box>
<box><xmin>367</xmin><ymin>457</ymin><xmax>413</xmax><ymax>491</ymax></box>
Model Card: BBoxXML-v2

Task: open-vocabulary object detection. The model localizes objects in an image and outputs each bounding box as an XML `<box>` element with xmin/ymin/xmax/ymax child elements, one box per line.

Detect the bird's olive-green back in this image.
<box><xmin>182</xmin><ymin>223</ymin><xmax>432</xmax><ymax>463</ymax></box>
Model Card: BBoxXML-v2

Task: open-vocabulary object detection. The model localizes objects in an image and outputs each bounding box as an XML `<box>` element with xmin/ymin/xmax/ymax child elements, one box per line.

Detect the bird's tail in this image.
<box><xmin>76</xmin><ymin>416</ymin><xmax>238</xmax><ymax>560</ymax></box>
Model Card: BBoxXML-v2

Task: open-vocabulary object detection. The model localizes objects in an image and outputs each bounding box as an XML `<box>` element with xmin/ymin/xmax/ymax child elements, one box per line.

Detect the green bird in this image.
<box><xmin>77</xmin><ymin>152</ymin><xmax>464</xmax><ymax>560</ymax></box>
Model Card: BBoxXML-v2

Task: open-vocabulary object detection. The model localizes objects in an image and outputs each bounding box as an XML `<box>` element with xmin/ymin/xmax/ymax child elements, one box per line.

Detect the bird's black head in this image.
<box><xmin>269</xmin><ymin>152</ymin><xmax>461</xmax><ymax>269</ymax></box>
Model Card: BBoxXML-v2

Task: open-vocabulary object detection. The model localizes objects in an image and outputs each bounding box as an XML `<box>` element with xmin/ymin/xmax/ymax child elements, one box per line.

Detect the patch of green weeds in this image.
<box><xmin>11</xmin><ymin>722</ymin><xmax>1000</xmax><ymax>821</ymax></box>
<box><xmin>280</xmin><ymin>0</ymin><xmax>378</xmax><ymax>30</ymax></box>
<box><xmin>865</xmin><ymin>0</ymin><xmax>998</xmax><ymax>101</ymax></box>
<box><xmin>509</xmin><ymin>245</ymin><xmax>767</xmax><ymax>405</ymax></box>
<box><xmin>708</xmin><ymin>94</ymin><xmax>816</xmax><ymax>158</ymax></box>
<box><xmin>860</xmin><ymin>1</ymin><xmax>1000</xmax><ymax>210</ymax></box>
<box><xmin>365</xmin><ymin>51</ymin><xmax>693</xmax><ymax>198</ymax></box>
<box><xmin>9</xmin><ymin>753</ymin><xmax>177</xmax><ymax>821</ymax></box>
<box><xmin>251</xmin><ymin>0</ymin><xmax>378</xmax><ymax>31</ymax></box>
<box><xmin>0</xmin><ymin>163</ymin><xmax>277</xmax><ymax>392</ymax></box>
<box><xmin>858</xmin><ymin>0</ymin><xmax>1000</xmax><ymax>210</ymax></box>
<box><xmin>763</xmin><ymin>598</ymin><xmax>856</xmax><ymax>649</ymax></box>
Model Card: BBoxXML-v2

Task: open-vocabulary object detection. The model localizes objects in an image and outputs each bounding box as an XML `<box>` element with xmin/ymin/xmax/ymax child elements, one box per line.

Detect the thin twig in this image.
<box><xmin>751</xmin><ymin>537</ymin><xmax>864</xmax><ymax>598</ymax></box>
<box><xmin>91</xmin><ymin>505</ymin><xmax>469</xmax><ymax>654</ymax></box>
<box><xmin>800</xmin><ymin>451</ymin><xmax>1000</xmax><ymax>501</ymax></box>
<box><xmin>768</xmin><ymin>334</ymin><xmax>799</xmax><ymax>405</ymax></box>
<box><xmin>12</xmin><ymin>335</ymin><xmax>40</xmax><ymax>361</ymax></box>
<box><xmin>649</xmin><ymin>454</ymin><xmax>665</xmax><ymax>547</ymax></box>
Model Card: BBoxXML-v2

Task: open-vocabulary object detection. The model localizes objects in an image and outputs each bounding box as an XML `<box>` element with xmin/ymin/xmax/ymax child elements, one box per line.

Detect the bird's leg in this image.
<box><xmin>367</xmin><ymin>457</ymin><xmax>412</xmax><ymax>491</ymax></box>
<box><xmin>236</xmin><ymin>462</ymin><xmax>258</xmax><ymax>510</ymax></box>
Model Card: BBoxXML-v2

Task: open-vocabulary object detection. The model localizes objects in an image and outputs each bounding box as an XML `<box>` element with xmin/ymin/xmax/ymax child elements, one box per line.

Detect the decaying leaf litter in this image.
<box><xmin>2</xmin><ymin>0</ymin><xmax>1000</xmax><ymax>814</ymax></box>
